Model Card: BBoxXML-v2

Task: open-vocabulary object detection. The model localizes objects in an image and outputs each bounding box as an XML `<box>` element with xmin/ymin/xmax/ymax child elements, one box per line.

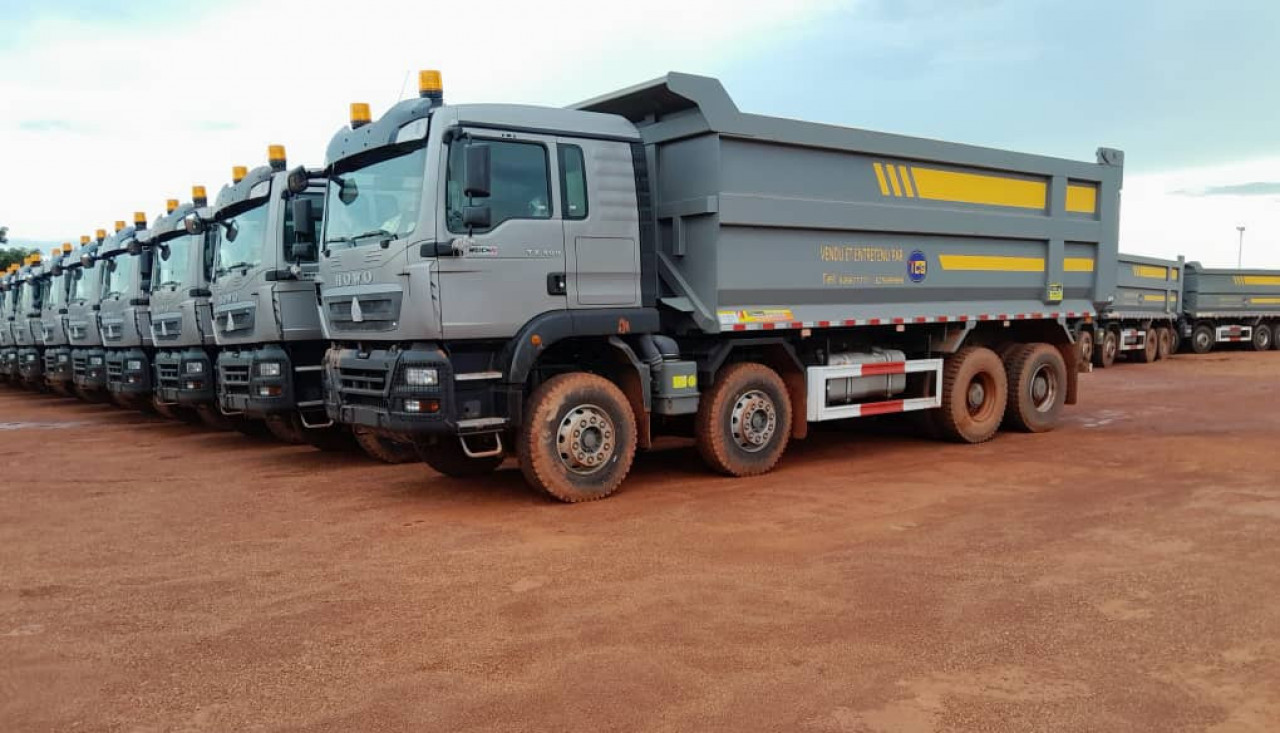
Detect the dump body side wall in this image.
<box><xmin>1184</xmin><ymin>264</ymin><xmax>1280</xmax><ymax>318</ymax></box>
<box><xmin>1105</xmin><ymin>253</ymin><xmax>1183</xmax><ymax>320</ymax></box>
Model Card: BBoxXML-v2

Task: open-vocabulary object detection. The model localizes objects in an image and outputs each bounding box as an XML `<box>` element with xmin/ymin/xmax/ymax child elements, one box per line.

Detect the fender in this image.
<box><xmin>501</xmin><ymin>307</ymin><xmax>660</xmax><ymax>385</ymax></box>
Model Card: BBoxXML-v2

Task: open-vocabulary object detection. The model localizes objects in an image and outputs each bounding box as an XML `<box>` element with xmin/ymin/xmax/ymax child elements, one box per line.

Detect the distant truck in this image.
<box><xmin>13</xmin><ymin>254</ymin><xmax>47</xmax><ymax>389</ymax></box>
<box><xmin>1081</xmin><ymin>253</ymin><xmax>1184</xmax><ymax>367</ymax></box>
<box><xmin>41</xmin><ymin>242</ymin><xmax>78</xmax><ymax>395</ymax></box>
<box><xmin>1181</xmin><ymin>264</ymin><xmax>1280</xmax><ymax>353</ymax></box>
<box><xmin>92</xmin><ymin>214</ymin><xmax>157</xmax><ymax>410</ymax></box>
<box><xmin>67</xmin><ymin>229</ymin><xmax>110</xmax><ymax>401</ymax></box>
<box><xmin>0</xmin><ymin>265</ymin><xmax>17</xmax><ymax>382</ymax></box>
<box><xmin>184</xmin><ymin>146</ymin><xmax>413</xmax><ymax>460</ymax></box>
<box><xmin>315</xmin><ymin>71</ymin><xmax>1122</xmax><ymax>501</ymax></box>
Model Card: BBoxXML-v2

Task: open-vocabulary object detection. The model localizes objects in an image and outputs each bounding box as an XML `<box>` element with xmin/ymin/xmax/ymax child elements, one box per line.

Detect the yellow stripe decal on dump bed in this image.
<box><xmin>1132</xmin><ymin>264</ymin><xmax>1169</xmax><ymax>279</ymax></box>
<box><xmin>1065</xmin><ymin>257</ymin><xmax>1095</xmax><ymax>272</ymax></box>
<box><xmin>1250</xmin><ymin>297</ymin><xmax>1280</xmax><ymax>304</ymax></box>
<box><xmin>872</xmin><ymin>163</ymin><xmax>891</xmax><ymax>196</ymax></box>
<box><xmin>1234</xmin><ymin>275</ymin><xmax>1280</xmax><ymax>286</ymax></box>
<box><xmin>1142</xmin><ymin>294</ymin><xmax>1168</xmax><ymax>302</ymax></box>
<box><xmin>909</xmin><ymin>167</ymin><xmax>1046</xmax><ymax>209</ymax></box>
<box><xmin>939</xmin><ymin>255</ymin><xmax>1045</xmax><ymax>272</ymax></box>
<box><xmin>1172</xmin><ymin>269</ymin><xmax>1179</xmax><ymax>281</ymax></box>
<box><xmin>1065</xmin><ymin>184</ymin><xmax>1098</xmax><ymax>214</ymax></box>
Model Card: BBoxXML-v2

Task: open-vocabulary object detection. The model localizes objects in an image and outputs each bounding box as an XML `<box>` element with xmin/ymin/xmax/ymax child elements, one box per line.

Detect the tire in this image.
<box><xmin>1002</xmin><ymin>343</ymin><xmax>1068</xmax><ymax>433</ymax></box>
<box><xmin>303</xmin><ymin>424</ymin><xmax>361</xmax><ymax>453</ymax></box>
<box><xmin>353</xmin><ymin>426</ymin><xmax>417</xmax><ymax>464</ymax></box>
<box><xmin>1095</xmin><ymin>329</ymin><xmax>1118</xmax><ymax>368</ymax></box>
<box><xmin>1191</xmin><ymin>325</ymin><xmax>1214</xmax><ymax>354</ymax></box>
<box><xmin>232</xmin><ymin>417</ymin><xmax>272</xmax><ymax>439</ymax></box>
<box><xmin>1076</xmin><ymin>330</ymin><xmax>1095</xmax><ymax>365</ymax></box>
<box><xmin>694</xmin><ymin>362</ymin><xmax>792</xmax><ymax>478</ymax></box>
<box><xmin>936</xmin><ymin>346</ymin><xmax>1007</xmax><ymax>444</ymax></box>
<box><xmin>196</xmin><ymin>403</ymin><xmax>234</xmax><ymax>430</ymax></box>
<box><xmin>417</xmin><ymin>435</ymin><xmax>505</xmax><ymax>477</ymax></box>
<box><xmin>519</xmin><ymin>372</ymin><xmax>638</xmax><ymax>502</ymax></box>
<box><xmin>1252</xmin><ymin>324</ymin><xmax>1272</xmax><ymax>352</ymax></box>
<box><xmin>1134</xmin><ymin>327</ymin><xmax>1158</xmax><ymax>363</ymax></box>
<box><xmin>1156</xmin><ymin>327</ymin><xmax>1173</xmax><ymax>361</ymax></box>
<box><xmin>264</xmin><ymin>414</ymin><xmax>308</xmax><ymax>444</ymax></box>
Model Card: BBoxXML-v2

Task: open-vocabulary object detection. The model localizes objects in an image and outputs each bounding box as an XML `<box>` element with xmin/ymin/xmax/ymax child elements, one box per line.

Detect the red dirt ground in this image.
<box><xmin>1</xmin><ymin>352</ymin><xmax>1278</xmax><ymax>732</ymax></box>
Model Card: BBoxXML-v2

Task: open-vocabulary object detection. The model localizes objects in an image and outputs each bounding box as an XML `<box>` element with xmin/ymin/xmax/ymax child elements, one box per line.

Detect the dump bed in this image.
<box><xmin>577</xmin><ymin>73</ymin><xmax>1122</xmax><ymax>334</ymax></box>
<box><xmin>1106</xmin><ymin>253</ymin><xmax>1183</xmax><ymax>319</ymax></box>
<box><xmin>1184</xmin><ymin>263</ymin><xmax>1280</xmax><ymax>318</ymax></box>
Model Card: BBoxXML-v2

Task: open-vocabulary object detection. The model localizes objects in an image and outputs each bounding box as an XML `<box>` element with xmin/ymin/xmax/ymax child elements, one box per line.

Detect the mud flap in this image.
<box><xmin>1057</xmin><ymin>342</ymin><xmax>1080</xmax><ymax>406</ymax></box>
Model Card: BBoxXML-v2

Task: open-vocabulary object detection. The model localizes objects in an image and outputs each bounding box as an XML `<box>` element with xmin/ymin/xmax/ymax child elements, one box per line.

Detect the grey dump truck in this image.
<box><xmin>186</xmin><ymin>146</ymin><xmax>412</xmax><ymax>459</ymax></box>
<box><xmin>1182</xmin><ymin>264</ymin><xmax>1280</xmax><ymax>353</ymax></box>
<box><xmin>1082</xmin><ymin>253</ymin><xmax>1184</xmax><ymax>367</ymax></box>
<box><xmin>315</xmin><ymin>71</ymin><xmax>1122</xmax><ymax>502</ymax></box>
<box><xmin>40</xmin><ymin>242</ymin><xmax>78</xmax><ymax>395</ymax></box>
<box><xmin>0</xmin><ymin>265</ymin><xmax>17</xmax><ymax>382</ymax></box>
<box><xmin>141</xmin><ymin>191</ymin><xmax>224</xmax><ymax>425</ymax></box>
<box><xmin>91</xmin><ymin>214</ymin><xmax>157</xmax><ymax>410</ymax></box>
<box><xmin>14</xmin><ymin>254</ymin><xmax>47</xmax><ymax>389</ymax></box>
<box><xmin>68</xmin><ymin>229</ymin><xmax>109</xmax><ymax>400</ymax></box>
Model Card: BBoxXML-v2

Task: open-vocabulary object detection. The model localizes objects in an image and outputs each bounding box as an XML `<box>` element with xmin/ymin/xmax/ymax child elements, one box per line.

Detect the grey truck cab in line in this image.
<box><xmin>184</xmin><ymin>147</ymin><xmax>412</xmax><ymax>460</ymax></box>
<box><xmin>311</xmin><ymin>71</ymin><xmax>1122</xmax><ymax>502</ymax></box>
<box><xmin>92</xmin><ymin>214</ymin><xmax>156</xmax><ymax>410</ymax></box>
<box><xmin>14</xmin><ymin>254</ymin><xmax>47</xmax><ymax>389</ymax></box>
<box><xmin>68</xmin><ymin>229</ymin><xmax>110</xmax><ymax>400</ymax></box>
<box><xmin>0</xmin><ymin>265</ymin><xmax>18</xmax><ymax>382</ymax></box>
<box><xmin>40</xmin><ymin>242</ymin><xmax>78</xmax><ymax>395</ymax></box>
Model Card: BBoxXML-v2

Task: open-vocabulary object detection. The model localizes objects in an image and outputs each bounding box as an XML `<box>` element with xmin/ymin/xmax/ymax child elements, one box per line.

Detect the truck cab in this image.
<box><xmin>68</xmin><ymin>230</ymin><xmax>109</xmax><ymax>400</ymax></box>
<box><xmin>40</xmin><ymin>242</ymin><xmax>77</xmax><ymax>395</ymax></box>
<box><xmin>143</xmin><ymin>191</ymin><xmax>219</xmax><ymax>423</ymax></box>
<box><xmin>15</xmin><ymin>254</ymin><xmax>47</xmax><ymax>388</ymax></box>
<box><xmin>188</xmin><ymin>147</ymin><xmax>412</xmax><ymax>460</ymax></box>
<box><xmin>0</xmin><ymin>266</ymin><xmax>16</xmax><ymax>382</ymax></box>
<box><xmin>93</xmin><ymin>214</ymin><xmax>156</xmax><ymax>409</ymax></box>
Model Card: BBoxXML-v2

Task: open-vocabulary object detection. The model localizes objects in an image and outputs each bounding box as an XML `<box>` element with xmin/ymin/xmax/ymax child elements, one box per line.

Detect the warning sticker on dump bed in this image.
<box><xmin>718</xmin><ymin>309</ymin><xmax>795</xmax><ymax>326</ymax></box>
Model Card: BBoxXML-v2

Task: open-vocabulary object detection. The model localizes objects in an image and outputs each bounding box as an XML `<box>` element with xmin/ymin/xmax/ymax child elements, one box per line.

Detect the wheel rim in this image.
<box><xmin>556</xmin><ymin>404</ymin><xmax>615</xmax><ymax>475</ymax></box>
<box><xmin>1260</xmin><ymin>332</ymin><xmax>1271</xmax><ymax>348</ymax></box>
<box><xmin>1196</xmin><ymin>332</ymin><xmax>1211</xmax><ymax>350</ymax></box>
<box><xmin>1105</xmin><ymin>335</ymin><xmax>1117</xmax><ymax>360</ymax></box>
<box><xmin>1029</xmin><ymin>364</ymin><xmax>1059</xmax><ymax>413</ymax></box>
<box><xmin>730</xmin><ymin>389</ymin><xmax>778</xmax><ymax>453</ymax></box>
<box><xmin>965</xmin><ymin>372</ymin><xmax>998</xmax><ymax>421</ymax></box>
<box><xmin>1080</xmin><ymin>334</ymin><xmax>1094</xmax><ymax>361</ymax></box>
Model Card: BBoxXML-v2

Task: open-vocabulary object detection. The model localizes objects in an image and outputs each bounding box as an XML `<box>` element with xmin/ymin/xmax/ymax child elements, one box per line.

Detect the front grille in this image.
<box><xmin>325</xmin><ymin>293</ymin><xmax>402</xmax><ymax>333</ymax></box>
<box><xmin>221</xmin><ymin>363</ymin><xmax>251</xmax><ymax>396</ymax></box>
<box><xmin>337</xmin><ymin>366</ymin><xmax>387</xmax><ymax>407</ymax></box>
<box><xmin>106</xmin><ymin>361</ymin><xmax>123</xmax><ymax>379</ymax></box>
<box><xmin>158</xmin><ymin>362</ymin><xmax>180</xmax><ymax>387</ymax></box>
<box><xmin>72</xmin><ymin>354</ymin><xmax>87</xmax><ymax>376</ymax></box>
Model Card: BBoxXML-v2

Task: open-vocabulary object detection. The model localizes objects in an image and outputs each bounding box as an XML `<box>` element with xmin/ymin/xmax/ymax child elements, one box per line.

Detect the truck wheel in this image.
<box><xmin>1135</xmin><ymin>327</ymin><xmax>1158</xmax><ymax>363</ymax></box>
<box><xmin>1003</xmin><ymin>344</ymin><xmax>1067</xmax><ymax>433</ymax></box>
<box><xmin>519</xmin><ymin>372</ymin><xmax>638</xmax><ymax>502</ymax></box>
<box><xmin>937</xmin><ymin>346</ymin><xmax>1007</xmax><ymax>444</ymax></box>
<box><xmin>1156</xmin><ymin>327</ymin><xmax>1173</xmax><ymax>360</ymax></box>
<box><xmin>417</xmin><ymin>436</ymin><xmax>505</xmax><ymax>477</ymax></box>
<box><xmin>264</xmin><ymin>414</ymin><xmax>308</xmax><ymax>444</ymax></box>
<box><xmin>303</xmin><ymin>425</ymin><xmax>361</xmax><ymax>453</ymax></box>
<box><xmin>1076</xmin><ymin>330</ymin><xmax>1094</xmax><ymax>365</ymax></box>
<box><xmin>1095</xmin><ymin>330</ymin><xmax>1118</xmax><ymax>368</ymax></box>
<box><xmin>695</xmin><ymin>362</ymin><xmax>792</xmax><ymax>478</ymax></box>
<box><xmin>231</xmin><ymin>417</ymin><xmax>272</xmax><ymax>439</ymax></box>
<box><xmin>195</xmin><ymin>403</ymin><xmax>234</xmax><ymax>430</ymax></box>
<box><xmin>1252</xmin><ymin>324</ymin><xmax>1272</xmax><ymax>351</ymax></box>
<box><xmin>1191</xmin><ymin>325</ymin><xmax>1214</xmax><ymax>354</ymax></box>
<box><xmin>352</xmin><ymin>426</ymin><xmax>417</xmax><ymax>464</ymax></box>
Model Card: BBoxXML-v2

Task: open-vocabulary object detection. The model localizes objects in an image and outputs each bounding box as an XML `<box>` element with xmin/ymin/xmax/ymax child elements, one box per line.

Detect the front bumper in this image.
<box><xmin>216</xmin><ymin>344</ymin><xmax>295</xmax><ymax>417</ymax></box>
<box><xmin>0</xmin><ymin>348</ymin><xmax>18</xmax><ymax>378</ymax></box>
<box><xmin>44</xmin><ymin>347</ymin><xmax>73</xmax><ymax>383</ymax></box>
<box><xmin>324</xmin><ymin>344</ymin><xmax>487</xmax><ymax>435</ymax></box>
<box><xmin>105</xmin><ymin>348</ymin><xmax>152</xmax><ymax>396</ymax></box>
<box><xmin>72</xmin><ymin>348</ymin><xmax>108</xmax><ymax>391</ymax></box>
<box><xmin>154</xmin><ymin>348</ymin><xmax>216</xmax><ymax>406</ymax></box>
<box><xmin>18</xmin><ymin>347</ymin><xmax>44</xmax><ymax>382</ymax></box>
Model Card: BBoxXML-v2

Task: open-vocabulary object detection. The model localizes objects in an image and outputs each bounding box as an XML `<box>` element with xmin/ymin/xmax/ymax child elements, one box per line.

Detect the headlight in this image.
<box><xmin>404</xmin><ymin>367</ymin><xmax>438</xmax><ymax>387</ymax></box>
<box><xmin>185</xmin><ymin>361</ymin><xmax>204</xmax><ymax>374</ymax></box>
<box><xmin>90</xmin><ymin>356</ymin><xmax>103</xmax><ymax>366</ymax></box>
<box><xmin>58</xmin><ymin>354</ymin><xmax>69</xmax><ymax>363</ymax></box>
<box><xmin>126</xmin><ymin>359</ymin><xmax>142</xmax><ymax>370</ymax></box>
<box><xmin>258</xmin><ymin>362</ymin><xmax>282</xmax><ymax>377</ymax></box>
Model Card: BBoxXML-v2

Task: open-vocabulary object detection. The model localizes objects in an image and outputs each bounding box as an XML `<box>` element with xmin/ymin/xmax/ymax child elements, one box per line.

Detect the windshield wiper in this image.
<box><xmin>216</xmin><ymin>261</ymin><xmax>253</xmax><ymax>276</ymax></box>
<box><xmin>327</xmin><ymin>228</ymin><xmax>394</xmax><ymax>246</ymax></box>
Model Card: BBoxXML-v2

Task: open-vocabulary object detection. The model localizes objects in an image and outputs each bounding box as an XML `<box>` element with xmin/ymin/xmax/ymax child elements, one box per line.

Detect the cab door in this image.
<box><xmin>436</xmin><ymin>129</ymin><xmax>567</xmax><ymax>340</ymax></box>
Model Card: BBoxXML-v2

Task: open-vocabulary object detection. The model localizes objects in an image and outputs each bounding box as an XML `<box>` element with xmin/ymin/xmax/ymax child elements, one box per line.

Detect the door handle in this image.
<box><xmin>547</xmin><ymin>272</ymin><xmax>567</xmax><ymax>296</ymax></box>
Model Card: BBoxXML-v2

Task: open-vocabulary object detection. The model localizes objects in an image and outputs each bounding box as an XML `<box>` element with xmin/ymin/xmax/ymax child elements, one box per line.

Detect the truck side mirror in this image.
<box><xmin>463</xmin><ymin>206</ymin><xmax>491</xmax><ymax>230</ymax></box>
<box><xmin>464</xmin><ymin>143</ymin><xmax>491</xmax><ymax>199</ymax></box>
<box><xmin>184</xmin><ymin>213</ymin><xmax>206</xmax><ymax>235</ymax></box>
<box><xmin>286</xmin><ymin>165</ymin><xmax>310</xmax><ymax>195</ymax></box>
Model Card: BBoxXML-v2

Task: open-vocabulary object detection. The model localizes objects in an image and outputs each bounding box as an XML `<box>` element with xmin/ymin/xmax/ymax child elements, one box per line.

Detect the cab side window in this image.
<box><xmin>447</xmin><ymin>139</ymin><xmax>552</xmax><ymax>232</ymax></box>
<box><xmin>558</xmin><ymin>145</ymin><xmax>588</xmax><ymax>220</ymax></box>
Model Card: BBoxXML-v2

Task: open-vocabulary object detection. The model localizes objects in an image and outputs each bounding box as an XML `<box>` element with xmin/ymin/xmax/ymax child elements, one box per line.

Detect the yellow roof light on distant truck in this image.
<box><xmin>268</xmin><ymin>144</ymin><xmax>287</xmax><ymax>171</ymax></box>
<box><xmin>115</xmin><ymin>220</ymin><xmax>126</xmax><ymax>232</ymax></box>
<box><xmin>96</xmin><ymin>228</ymin><xmax>107</xmax><ymax>241</ymax></box>
<box><xmin>166</xmin><ymin>199</ymin><xmax>179</xmax><ymax>214</ymax></box>
<box><xmin>192</xmin><ymin>185</ymin><xmax>207</xmax><ymax>206</ymax></box>
<box><xmin>80</xmin><ymin>236</ymin><xmax>90</xmax><ymax>246</ymax></box>
<box><xmin>232</xmin><ymin>166</ymin><xmax>247</xmax><ymax>184</ymax></box>
<box><xmin>350</xmin><ymin>102</ymin><xmax>371</xmax><ymax>129</ymax></box>
<box><xmin>419</xmin><ymin>70</ymin><xmax>443</xmax><ymax>99</ymax></box>
<box><xmin>134</xmin><ymin>211</ymin><xmax>147</xmax><ymax>227</ymax></box>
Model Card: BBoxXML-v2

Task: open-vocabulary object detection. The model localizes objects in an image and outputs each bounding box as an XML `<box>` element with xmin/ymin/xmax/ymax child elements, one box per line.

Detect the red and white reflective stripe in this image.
<box><xmin>829</xmin><ymin>361</ymin><xmax>906</xmax><ymax>378</ymax></box>
<box><xmin>825</xmin><ymin>395</ymin><xmax>938</xmax><ymax>418</ymax></box>
<box><xmin>724</xmin><ymin>311</ymin><xmax>1091</xmax><ymax>332</ymax></box>
<box><xmin>806</xmin><ymin>358</ymin><xmax>944</xmax><ymax>422</ymax></box>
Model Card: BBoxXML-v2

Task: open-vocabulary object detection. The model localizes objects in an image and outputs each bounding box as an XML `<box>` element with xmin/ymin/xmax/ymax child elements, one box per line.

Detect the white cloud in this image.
<box><xmin>1120</xmin><ymin>157</ymin><xmax>1280</xmax><ymax>269</ymax></box>
<box><xmin>0</xmin><ymin>0</ymin><xmax>847</xmax><ymax>240</ymax></box>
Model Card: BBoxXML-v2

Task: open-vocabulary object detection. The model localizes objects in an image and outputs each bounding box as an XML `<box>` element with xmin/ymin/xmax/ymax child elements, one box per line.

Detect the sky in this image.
<box><xmin>1</xmin><ymin>0</ymin><xmax>1278</xmax><ymax>267</ymax></box>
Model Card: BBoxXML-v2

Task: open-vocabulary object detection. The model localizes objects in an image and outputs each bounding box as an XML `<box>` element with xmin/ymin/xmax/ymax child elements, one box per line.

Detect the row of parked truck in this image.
<box><xmin>2</xmin><ymin>71</ymin><xmax>1278</xmax><ymax>501</ymax></box>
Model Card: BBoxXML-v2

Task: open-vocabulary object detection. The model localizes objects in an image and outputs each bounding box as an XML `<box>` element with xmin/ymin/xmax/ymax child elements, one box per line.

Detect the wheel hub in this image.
<box><xmin>1029</xmin><ymin>364</ymin><xmax>1058</xmax><ymax>412</ymax></box>
<box><xmin>967</xmin><ymin>382</ymin><xmax>986</xmax><ymax>410</ymax></box>
<box><xmin>556</xmin><ymin>405</ymin><xmax>615</xmax><ymax>475</ymax></box>
<box><xmin>731</xmin><ymin>390</ymin><xmax>777</xmax><ymax>453</ymax></box>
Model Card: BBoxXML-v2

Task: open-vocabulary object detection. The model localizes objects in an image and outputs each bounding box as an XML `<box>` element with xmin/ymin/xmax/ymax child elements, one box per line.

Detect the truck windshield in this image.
<box><xmin>104</xmin><ymin>255</ymin><xmax>136</xmax><ymax>298</ymax></box>
<box><xmin>323</xmin><ymin>146</ymin><xmax>427</xmax><ymax>247</ymax></box>
<box><xmin>216</xmin><ymin>201</ymin><xmax>269</xmax><ymax>278</ymax></box>
<box><xmin>155</xmin><ymin>234</ymin><xmax>198</xmax><ymax>289</ymax></box>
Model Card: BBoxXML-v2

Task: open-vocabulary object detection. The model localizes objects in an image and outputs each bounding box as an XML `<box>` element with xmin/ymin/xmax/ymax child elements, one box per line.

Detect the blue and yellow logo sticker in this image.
<box><xmin>908</xmin><ymin>250</ymin><xmax>928</xmax><ymax>283</ymax></box>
